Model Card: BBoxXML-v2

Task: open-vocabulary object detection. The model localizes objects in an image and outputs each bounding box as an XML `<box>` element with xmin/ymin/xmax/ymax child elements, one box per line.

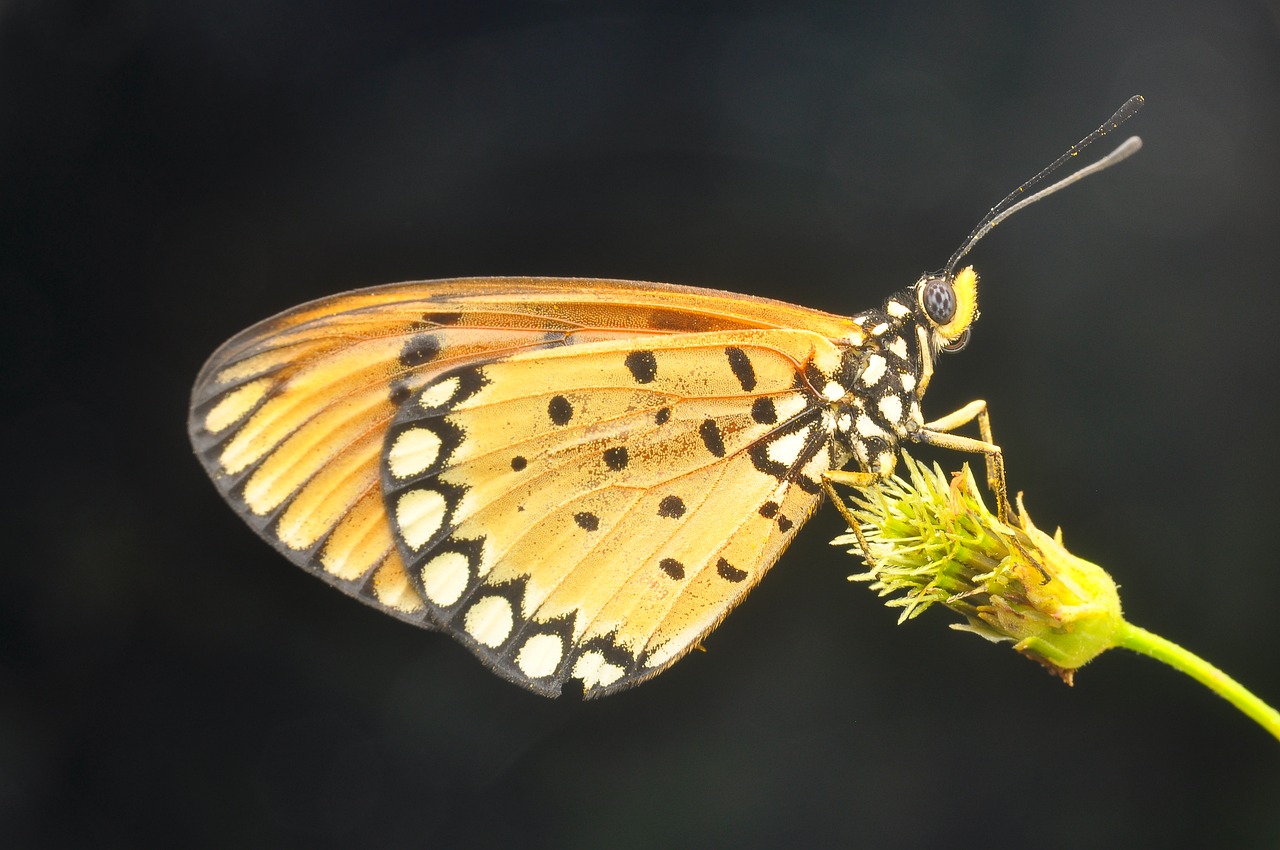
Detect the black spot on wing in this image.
<box><xmin>658</xmin><ymin>558</ymin><xmax>685</xmax><ymax>579</ymax></box>
<box><xmin>400</xmin><ymin>334</ymin><xmax>441</xmax><ymax>367</ymax></box>
<box><xmin>725</xmin><ymin>347</ymin><xmax>756</xmax><ymax>391</ymax></box>
<box><xmin>654</xmin><ymin>407</ymin><xmax>671</xmax><ymax>425</ymax></box>
<box><xmin>603</xmin><ymin>447</ymin><xmax>629</xmax><ymax>471</ymax></box>
<box><xmin>751</xmin><ymin>397</ymin><xmax>777</xmax><ymax>425</ymax></box>
<box><xmin>716</xmin><ymin>557</ymin><xmax>747</xmax><ymax>583</ymax></box>
<box><xmin>511</xmin><ymin>456</ymin><xmax>527</xmax><ymax>471</ymax></box>
<box><xmin>548</xmin><ymin>395</ymin><xmax>573</xmax><ymax>426</ymax></box>
<box><xmin>699</xmin><ymin>419</ymin><xmax>726</xmax><ymax>458</ymax></box>
<box><xmin>574</xmin><ymin>512</ymin><xmax>600</xmax><ymax>531</ymax></box>
<box><xmin>748</xmin><ymin>441</ymin><xmax>787</xmax><ymax>481</ymax></box>
<box><xmin>758</xmin><ymin>501</ymin><xmax>779</xmax><ymax>518</ymax></box>
<box><xmin>777</xmin><ymin>515</ymin><xmax>794</xmax><ymax>532</ymax></box>
<box><xmin>657</xmin><ymin>495</ymin><xmax>686</xmax><ymax>518</ymax></box>
<box><xmin>389</xmin><ymin>381</ymin><xmax>413</xmax><ymax>406</ymax></box>
<box><xmin>803</xmin><ymin>360</ymin><xmax>827</xmax><ymax>394</ymax></box>
<box><xmin>624</xmin><ymin>350</ymin><xmax>657</xmax><ymax>384</ymax></box>
<box><xmin>796</xmin><ymin>475</ymin><xmax>821</xmax><ymax>495</ymax></box>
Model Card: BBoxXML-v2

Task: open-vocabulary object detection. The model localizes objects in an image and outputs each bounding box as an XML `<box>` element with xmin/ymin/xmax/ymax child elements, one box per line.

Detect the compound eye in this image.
<box><xmin>941</xmin><ymin>327</ymin><xmax>970</xmax><ymax>353</ymax></box>
<box><xmin>921</xmin><ymin>277</ymin><xmax>957</xmax><ymax>325</ymax></box>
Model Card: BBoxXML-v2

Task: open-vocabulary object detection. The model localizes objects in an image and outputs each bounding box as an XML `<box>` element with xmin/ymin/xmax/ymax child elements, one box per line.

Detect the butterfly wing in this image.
<box><xmin>189</xmin><ymin>277</ymin><xmax>863</xmax><ymax>695</ymax></box>
<box><xmin>385</xmin><ymin>328</ymin><xmax>851</xmax><ymax>695</ymax></box>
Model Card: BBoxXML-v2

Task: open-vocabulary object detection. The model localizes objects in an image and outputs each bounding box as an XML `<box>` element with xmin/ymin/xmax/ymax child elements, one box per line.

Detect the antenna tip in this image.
<box><xmin>1110</xmin><ymin>96</ymin><xmax>1145</xmax><ymax>128</ymax></box>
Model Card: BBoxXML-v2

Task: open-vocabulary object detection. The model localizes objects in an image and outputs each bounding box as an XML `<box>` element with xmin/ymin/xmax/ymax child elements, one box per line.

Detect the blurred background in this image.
<box><xmin>4</xmin><ymin>1</ymin><xmax>1279</xmax><ymax>846</ymax></box>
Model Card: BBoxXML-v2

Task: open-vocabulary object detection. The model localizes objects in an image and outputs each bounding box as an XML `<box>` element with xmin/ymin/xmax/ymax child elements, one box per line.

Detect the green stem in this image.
<box><xmin>1116</xmin><ymin>621</ymin><xmax>1280</xmax><ymax>744</ymax></box>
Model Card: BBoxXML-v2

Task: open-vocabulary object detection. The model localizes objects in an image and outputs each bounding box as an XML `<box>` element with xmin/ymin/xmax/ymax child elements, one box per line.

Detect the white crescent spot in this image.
<box><xmin>418</xmin><ymin>376</ymin><xmax>461</xmax><ymax>410</ymax></box>
<box><xmin>464</xmin><ymin>595</ymin><xmax>514</xmax><ymax>647</ymax></box>
<box><xmin>574</xmin><ymin>650</ymin><xmax>625</xmax><ymax>689</ymax></box>
<box><xmin>856</xmin><ymin>414</ymin><xmax>885</xmax><ymax>439</ymax></box>
<box><xmin>516</xmin><ymin>633</ymin><xmax>564</xmax><ymax>678</ymax></box>
<box><xmin>396</xmin><ymin>488</ymin><xmax>448</xmax><ymax>550</ymax></box>
<box><xmin>860</xmin><ymin>354</ymin><xmax>887</xmax><ymax>386</ymax></box>
<box><xmin>419</xmin><ymin>550</ymin><xmax>470</xmax><ymax>606</ymax></box>
<box><xmin>387</xmin><ymin>426</ymin><xmax>443</xmax><ymax>479</ymax></box>
<box><xmin>878</xmin><ymin>395</ymin><xmax>903</xmax><ymax>424</ymax></box>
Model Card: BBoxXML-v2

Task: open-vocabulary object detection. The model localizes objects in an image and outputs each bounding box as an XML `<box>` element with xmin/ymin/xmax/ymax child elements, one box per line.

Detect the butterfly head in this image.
<box><xmin>915</xmin><ymin>264</ymin><xmax>978</xmax><ymax>355</ymax></box>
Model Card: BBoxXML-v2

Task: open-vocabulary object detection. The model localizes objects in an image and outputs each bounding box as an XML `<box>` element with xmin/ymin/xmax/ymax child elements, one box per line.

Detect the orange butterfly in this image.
<box><xmin>189</xmin><ymin>99</ymin><xmax>1142</xmax><ymax>697</ymax></box>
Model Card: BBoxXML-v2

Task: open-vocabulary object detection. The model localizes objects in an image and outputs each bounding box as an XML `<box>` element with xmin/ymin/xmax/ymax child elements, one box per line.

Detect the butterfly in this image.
<box><xmin>189</xmin><ymin>98</ymin><xmax>1142</xmax><ymax>698</ymax></box>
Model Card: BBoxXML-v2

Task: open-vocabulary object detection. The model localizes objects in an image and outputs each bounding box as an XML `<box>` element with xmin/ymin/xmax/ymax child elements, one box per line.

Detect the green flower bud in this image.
<box><xmin>832</xmin><ymin>453</ymin><xmax>1124</xmax><ymax>681</ymax></box>
<box><xmin>829</xmin><ymin>451</ymin><xmax>1280</xmax><ymax>741</ymax></box>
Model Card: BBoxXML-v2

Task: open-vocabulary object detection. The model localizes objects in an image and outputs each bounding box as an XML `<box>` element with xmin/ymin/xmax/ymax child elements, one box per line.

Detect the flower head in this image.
<box><xmin>832</xmin><ymin>453</ymin><xmax>1124</xmax><ymax>683</ymax></box>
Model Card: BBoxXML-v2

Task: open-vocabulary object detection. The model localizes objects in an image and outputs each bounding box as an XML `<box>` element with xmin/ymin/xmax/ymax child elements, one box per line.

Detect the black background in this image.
<box><xmin>5</xmin><ymin>1</ymin><xmax>1279</xmax><ymax>847</ymax></box>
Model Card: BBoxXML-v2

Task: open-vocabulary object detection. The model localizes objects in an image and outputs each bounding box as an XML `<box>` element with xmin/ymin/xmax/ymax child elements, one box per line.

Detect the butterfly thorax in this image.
<box><xmin>823</xmin><ymin>263</ymin><xmax>980</xmax><ymax>478</ymax></box>
<box><xmin>816</xmin><ymin>288</ymin><xmax>929</xmax><ymax>476</ymax></box>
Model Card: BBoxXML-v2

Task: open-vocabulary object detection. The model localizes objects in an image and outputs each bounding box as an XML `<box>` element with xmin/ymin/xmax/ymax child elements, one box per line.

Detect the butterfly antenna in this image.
<box><xmin>944</xmin><ymin>95</ymin><xmax>1145</xmax><ymax>276</ymax></box>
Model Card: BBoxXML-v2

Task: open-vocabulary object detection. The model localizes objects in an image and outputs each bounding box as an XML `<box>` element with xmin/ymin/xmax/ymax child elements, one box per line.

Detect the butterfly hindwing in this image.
<box><xmin>382</xmin><ymin>329</ymin><xmax>850</xmax><ymax>696</ymax></box>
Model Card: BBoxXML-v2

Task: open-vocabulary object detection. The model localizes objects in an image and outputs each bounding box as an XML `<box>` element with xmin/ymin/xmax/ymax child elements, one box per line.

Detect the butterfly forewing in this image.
<box><xmin>189</xmin><ymin>278</ymin><xmax>865</xmax><ymax>694</ymax></box>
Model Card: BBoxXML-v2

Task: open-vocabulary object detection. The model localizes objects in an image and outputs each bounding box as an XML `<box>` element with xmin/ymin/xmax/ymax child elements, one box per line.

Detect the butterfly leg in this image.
<box><xmin>913</xmin><ymin>398</ymin><xmax>1013</xmax><ymax>523</ymax></box>
<box><xmin>821</xmin><ymin>467</ymin><xmax>890</xmax><ymax>570</ymax></box>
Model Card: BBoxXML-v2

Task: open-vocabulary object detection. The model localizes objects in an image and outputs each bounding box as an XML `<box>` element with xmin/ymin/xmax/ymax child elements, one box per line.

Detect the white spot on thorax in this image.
<box><xmin>900</xmin><ymin>372</ymin><xmax>916</xmax><ymax>393</ymax></box>
<box><xmin>420</xmin><ymin>551</ymin><xmax>470</xmax><ymax>606</ymax></box>
<box><xmin>886</xmin><ymin>300</ymin><xmax>911</xmax><ymax>318</ymax></box>
<box><xmin>887</xmin><ymin>336</ymin><xmax>908</xmax><ymax>359</ymax></box>
<box><xmin>821</xmin><ymin>381</ymin><xmax>846</xmax><ymax>402</ymax></box>
<box><xmin>464</xmin><ymin>595</ymin><xmax>514</xmax><ymax>647</ymax></box>
<box><xmin>870</xmin><ymin>322</ymin><xmax>889</xmax><ymax>336</ymax></box>
<box><xmin>396</xmin><ymin>488</ymin><xmax>448</xmax><ymax>550</ymax></box>
<box><xmin>860</xmin><ymin>354</ymin><xmax>887</xmax><ymax>386</ymax></box>
<box><xmin>878</xmin><ymin>395</ymin><xmax>903</xmax><ymax>424</ymax></box>
<box><xmin>856</xmin><ymin>414</ymin><xmax>886</xmax><ymax>439</ymax></box>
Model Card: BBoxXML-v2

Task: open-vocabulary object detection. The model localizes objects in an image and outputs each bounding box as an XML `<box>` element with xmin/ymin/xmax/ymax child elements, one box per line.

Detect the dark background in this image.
<box><xmin>4</xmin><ymin>1</ymin><xmax>1279</xmax><ymax>847</ymax></box>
